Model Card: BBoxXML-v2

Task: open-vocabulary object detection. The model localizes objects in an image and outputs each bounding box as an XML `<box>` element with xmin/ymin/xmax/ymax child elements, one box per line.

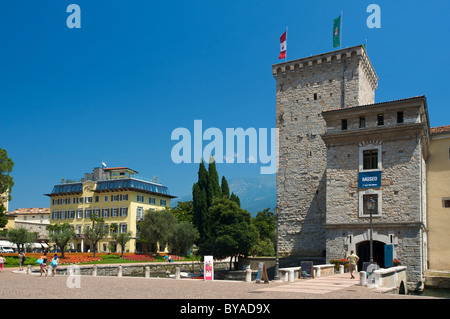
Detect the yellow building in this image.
<box><xmin>45</xmin><ymin>166</ymin><xmax>176</xmax><ymax>253</ymax></box>
<box><xmin>427</xmin><ymin>125</ymin><xmax>450</xmax><ymax>270</ymax></box>
<box><xmin>1</xmin><ymin>191</ymin><xmax>14</xmax><ymax>231</ymax></box>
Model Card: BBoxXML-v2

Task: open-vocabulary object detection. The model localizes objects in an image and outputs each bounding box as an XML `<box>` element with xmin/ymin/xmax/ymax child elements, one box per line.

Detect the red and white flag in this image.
<box><xmin>278</xmin><ymin>31</ymin><xmax>287</xmax><ymax>59</ymax></box>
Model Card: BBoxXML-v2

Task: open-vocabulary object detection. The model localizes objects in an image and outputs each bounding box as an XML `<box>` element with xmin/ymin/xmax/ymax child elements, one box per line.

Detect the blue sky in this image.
<box><xmin>1</xmin><ymin>0</ymin><xmax>449</xmax><ymax>211</ymax></box>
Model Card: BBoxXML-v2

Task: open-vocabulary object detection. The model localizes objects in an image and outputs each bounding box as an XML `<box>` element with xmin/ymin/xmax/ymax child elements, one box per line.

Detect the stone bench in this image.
<box><xmin>279</xmin><ymin>264</ymin><xmax>335</xmax><ymax>282</ymax></box>
<box><xmin>279</xmin><ymin>267</ymin><xmax>301</xmax><ymax>282</ymax></box>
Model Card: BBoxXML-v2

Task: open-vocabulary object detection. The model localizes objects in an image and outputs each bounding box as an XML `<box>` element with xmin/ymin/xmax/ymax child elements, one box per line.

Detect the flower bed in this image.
<box><xmin>167</xmin><ymin>254</ymin><xmax>184</xmax><ymax>261</ymax></box>
<box><xmin>123</xmin><ymin>255</ymin><xmax>157</xmax><ymax>262</ymax></box>
<box><xmin>329</xmin><ymin>258</ymin><xmax>349</xmax><ymax>271</ymax></box>
<box><xmin>58</xmin><ymin>256</ymin><xmax>103</xmax><ymax>265</ymax></box>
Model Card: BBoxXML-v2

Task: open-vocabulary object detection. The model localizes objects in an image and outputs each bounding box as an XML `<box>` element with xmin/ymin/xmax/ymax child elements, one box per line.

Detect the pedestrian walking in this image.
<box><xmin>347</xmin><ymin>250</ymin><xmax>359</xmax><ymax>279</ymax></box>
<box><xmin>19</xmin><ymin>252</ymin><xmax>26</xmax><ymax>271</ymax></box>
<box><xmin>40</xmin><ymin>252</ymin><xmax>48</xmax><ymax>277</ymax></box>
<box><xmin>0</xmin><ymin>254</ymin><xmax>5</xmax><ymax>272</ymax></box>
<box><xmin>50</xmin><ymin>254</ymin><xmax>59</xmax><ymax>276</ymax></box>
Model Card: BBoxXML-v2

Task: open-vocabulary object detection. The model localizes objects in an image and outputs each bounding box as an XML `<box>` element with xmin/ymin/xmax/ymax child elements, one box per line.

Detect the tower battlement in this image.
<box><xmin>272</xmin><ymin>45</ymin><xmax>378</xmax><ymax>91</ymax></box>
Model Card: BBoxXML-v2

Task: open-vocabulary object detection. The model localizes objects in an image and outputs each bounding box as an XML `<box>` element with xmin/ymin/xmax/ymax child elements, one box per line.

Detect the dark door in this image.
<box><xmin>356</xmin><ymin>240</ymin><xmax>386</xmax><ymax>270</ymax></box>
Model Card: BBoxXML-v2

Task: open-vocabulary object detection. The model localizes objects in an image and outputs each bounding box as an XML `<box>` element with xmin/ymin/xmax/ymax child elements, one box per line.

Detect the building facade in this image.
<box><xmin>6</xmin><ymin>207</ymin><xmax>50</xmax><ymax>239</ymax></box>
<box><xmin>273</xmin><ymin>45</ymin><xmax>435</xmax><ymax>290</ymax></box>
<box><xmin>427</xmin><ymin>125</ymin><xmax>450</xmax><ymax>270</ymax></box>
<box><xmin>46</xmin><ymin>166</ymin><xmax>175</xmax><ymax>253</ymax></box>
<box><xmin>273</xmin><ymin>45</ymin><xmax>378</xmax><ymax>257</ymax></box>
<box><xmin>322</xmin><ymin>96</ymin><xmax>430</xmax><ymax>290</ymax></box>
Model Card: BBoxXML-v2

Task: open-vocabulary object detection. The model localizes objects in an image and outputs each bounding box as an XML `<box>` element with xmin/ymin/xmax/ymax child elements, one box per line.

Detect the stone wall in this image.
<box><xmin>39</xmin><ymin>261</ymin><xmax>230</xmax><ymax>277</ymax></box>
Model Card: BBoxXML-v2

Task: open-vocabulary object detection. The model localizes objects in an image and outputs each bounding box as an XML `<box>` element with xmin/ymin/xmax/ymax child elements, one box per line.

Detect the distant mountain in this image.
<box><xmin>227</xmin><ymin>175</ymin><xmax>276</xmax><ymax>216</ymax></box>
<box><xmin>171</xmin><ymin>175</ymin><xmax>276</xmax><ymax>217</ymax></box>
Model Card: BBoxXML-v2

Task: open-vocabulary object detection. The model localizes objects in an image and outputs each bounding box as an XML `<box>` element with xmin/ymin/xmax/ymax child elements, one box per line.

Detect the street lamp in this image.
<box><xmin>273</xmin><ymin>205</ymin><xmax>281</xmax><ymax>281</ymax></box>
<box><xmin>366</xmin><ymin>196</ymin><xmax>376</xmax><ymax>264</ymax></box>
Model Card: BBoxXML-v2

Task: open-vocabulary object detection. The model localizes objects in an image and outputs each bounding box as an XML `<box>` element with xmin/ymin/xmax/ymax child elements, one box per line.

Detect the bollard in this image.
<box><xmin>339</xmin><ymin>265</ymin><xmax>344</xmax><ymax>274</ymax></box>
<box><xmin>118</xmin><ymin>265</ymin><xmax>123</xmax><ymax>277</ymax></box>
<box><xmin>145</xmin><ymin>266</ymin><xmax>150</xmax><ymax>278</ymax></box>
<box><xmin>27</xmin><ymin>265</ymin><xmax>32</xmax><ymax>275</ymax></box>
<box><xmin>360</xmin><ymin>271</ymin><xmax>367</xmax><ymax>285</ymax></box>
<box><xmin>245</xmin><ymin>268</ymin><xmax>252</xmax><ymax>282</ymax></box>
<box><xmin>48</xmin><ymin>265</ymin><xmax>53</xmax><ymax>276</ymax></box>
<box><xmin>175</xmin><ymin>267</ymin><xmax>181</xmax><ymax>280</ymax></box>
<box><xmin>288</xmin><ymin>269</ymin><xmax>295</xmax><ymax>282</ymax></box>
<box><xmin>92</xmin><ymin>265</ymin><xmax>97</xmax><ymax>277</ymax></box>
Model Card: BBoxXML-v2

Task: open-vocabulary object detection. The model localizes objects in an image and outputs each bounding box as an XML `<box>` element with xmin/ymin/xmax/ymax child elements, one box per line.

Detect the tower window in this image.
<box><xmin>314</xmin><ymin>93</ymin><xmax>318</xmax><ymax>100</ymax></box>
<box><xmin>341</xmin><ymin>119</ymin><xmax>348</xmax><ymax>130</ymax></box>
<box><xmin>363</xmin><ymin>150</ymin><xmax>378</xmax><ymax>170</ymax></box>
<box><xmin>377</xmin><ymin>114</ymin><xmax>384</xmax><ymax>126</ymax></box>
<box><xmin>397</xmin><ymin>111</ymin><xmax>404</xmax><ymax>124</ymax></box>
<box><xmin>363</xmin><ymin>194</ymin><xmax>380</xmax><ymax>216</ymax></box>
<box><xmin>359</xmin><ymin>116</ymin><xmax>366</xmax><ymax>128</ymax></box>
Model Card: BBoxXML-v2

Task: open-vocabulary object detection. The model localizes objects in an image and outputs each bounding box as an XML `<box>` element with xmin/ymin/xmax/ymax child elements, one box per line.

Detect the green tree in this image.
<box><xmin>139</xmin><ymin>209</ymin><xmax>177</xmax><ymax>253</ymax></box>
<box><xmin>251</xmin><ymin>238</ymin><xmax>275</xmax><ymax>257</ymax></box>
<box><xmin>251</xmin><ymin>208</ymin><xmax>276</xmax><ymax>256</ymax></box>
<box><xmin>252</xmin><ymin>208</ymin><xmax>276</xmax><ymax>241</ymax></box>
<box><xmin>221</xmin><ymin>176</ymin><xmax>230</xmax><ymax>199</ymax></box>
<box><xmin>47</xmin><ymin>223</ymin><xmax>75</xmax><ymax>258</ymax></box>
<box><xmin>230</xmin><ymin>192</ymin><xmax>241</xmax><ymax>208</ymax></box>
<box><xmin>168</xmin><ymin>221</ymin><xmax>199</xmax><ymax>255</ymax></box>
<box><xmin>0</xmin><ymin>148</ymin><xmax>14</xmax><ymax>228</ymax></box>
<box><xmin>7</xmin><ymin>227</ymin><xmax>37</xmax><ymax>253</ymax></box>
<box><xmin>207</xmin><ymin>157</ymin><xmax>221</xmax><ymax>202</ymax></box>
<box><xmin>84</xmin><ymin>215</ymin><xmax>107</xmax><ymax>257</ymax></box>
<box><xmin>112</xmin><ymin>231</ymin><xmax>133</xmax><ymax>257</ymax></box>
<box><xmin>171</xmin><ymin>201</ymin><xmax>194</xmax><ymax>223</ymax></box>
<box><xmin>192</xmin><ymin>182</ymin><xmax>209</xmax><ymax>242</ymax></box>
<box><xmin>201</xmin><ymin>198</ymin><xmax>258</xmax><ymax>269</ymax></box>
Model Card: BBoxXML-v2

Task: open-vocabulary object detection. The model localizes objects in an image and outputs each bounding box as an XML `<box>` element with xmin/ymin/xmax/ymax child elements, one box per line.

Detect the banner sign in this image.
<box><xmin>358</xmin><ymin>170</ymin><xmax>381</xmax><ymax>188</ymax></box>
<box><xmin>204</xmin><ymin>256</ymin><xmax>214</xmax><ymax>281</ymax></box>
<box><xmin>384</xmin><ymin>244</ymin><xmax>394</xmax><ymax>268</ymax></box>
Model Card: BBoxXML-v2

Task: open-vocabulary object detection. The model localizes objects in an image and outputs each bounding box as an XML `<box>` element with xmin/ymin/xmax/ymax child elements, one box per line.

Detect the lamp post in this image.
<box><xmin>273</xmin><ymin>205</ymin><xmax>281</xmax><ymax>281</ymax></box>
<box><xmin>367</xmin><ymin>196</ymin><xmax>376</xmax><ymax>263</ymax></box>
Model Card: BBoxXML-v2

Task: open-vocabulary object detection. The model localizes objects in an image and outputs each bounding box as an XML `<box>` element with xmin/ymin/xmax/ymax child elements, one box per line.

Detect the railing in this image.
<box><xmin>60</xmin><ymin>175</ymin><xmax>163</xmax><ymax>186</ymax></box>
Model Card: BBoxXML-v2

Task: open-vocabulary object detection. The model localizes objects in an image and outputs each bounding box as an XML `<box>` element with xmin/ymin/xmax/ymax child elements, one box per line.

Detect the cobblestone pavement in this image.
<box><xmin>0</xmin><ymin>267</ymin><xmax>433</xmax><ymax>300</ymax></box>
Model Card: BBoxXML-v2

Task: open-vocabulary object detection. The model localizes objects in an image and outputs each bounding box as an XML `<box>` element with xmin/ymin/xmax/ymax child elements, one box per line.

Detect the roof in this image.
<box><xmin>322</xmin><ymin>96</ymin><xmax>426</xmax><ymax>114</ymax></box>
<box><xmin>103</xmin><ymin>167</ymin><xmax>139</xmax><ymax>174</ymax></box>
<box><xmin>430</xmin><ymin>125</ymin><xmax>450</xmax><ymax>136</ymax></box>
<box><xmin>8</xmin><ymin>207</ymin><xmax>50</xmax><ymax>215</ymax></box>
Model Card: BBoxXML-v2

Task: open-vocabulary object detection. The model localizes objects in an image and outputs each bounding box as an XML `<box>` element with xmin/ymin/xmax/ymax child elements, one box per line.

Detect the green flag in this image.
<box><xmin>333</xmin><ymin>15</ymin><xmax>341</xmax><ymax>48</ymax></box>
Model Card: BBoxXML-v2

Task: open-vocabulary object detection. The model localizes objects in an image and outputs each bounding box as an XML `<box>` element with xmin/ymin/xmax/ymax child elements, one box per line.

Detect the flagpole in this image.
<box><xmin>285</xmin><ymin>26</ymin><xmax>288</xmax><ymax>62</ymax></box>
<box><xmin>340</xmin><ymin>11</ymin><xmax>343</xmax><ymax>49</ymax></box>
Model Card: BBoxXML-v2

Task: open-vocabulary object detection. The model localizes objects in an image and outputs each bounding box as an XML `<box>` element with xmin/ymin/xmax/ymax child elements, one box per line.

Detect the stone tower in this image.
<box><xmin>273</xmin><ymin>45</ymin><xmax>378</xmax><ymax>257</ymax></box>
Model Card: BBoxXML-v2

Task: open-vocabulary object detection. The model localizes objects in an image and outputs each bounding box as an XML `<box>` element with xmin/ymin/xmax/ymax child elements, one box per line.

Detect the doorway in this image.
<box><xmin>356</xmin><ymin>240</ymin><xmax>385</xmax><ymax>270</ymax></box>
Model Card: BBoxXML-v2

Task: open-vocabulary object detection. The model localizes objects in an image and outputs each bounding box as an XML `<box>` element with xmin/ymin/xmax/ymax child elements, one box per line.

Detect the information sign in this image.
<box><xmin>300</xmin><ymin>261</ymin><xmax>314</xmax><ymax>279</ymax></box>
<box><xmin>204</xmin><ymin>256</ymin><xmax>214</xmax><ymax>281</ymax></box>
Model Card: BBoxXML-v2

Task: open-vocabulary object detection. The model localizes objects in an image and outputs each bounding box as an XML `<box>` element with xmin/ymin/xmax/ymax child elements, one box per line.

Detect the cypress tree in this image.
<box><xmin>197</xmin><ymin>160</ymin><xmax>208</xmax><ymax>190</ymax></box>
<box><xmin>230</xmin><ymin>192</ymin><xmax>241</xmax><ymax>208</ymax></box>
<box><xmin>221</xmin><ymin>176</ymin><xmax>230</xmax><ymax>199</ymax></box>
<box><xmin>208</xmin><ymin>156</ymin><xmax>221</xmax><ymax>200</ymax></box>
<box><xmin>192</xmin><ymin>182</ymin><xmax>208</xmax><ymax>242</ymax></box>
